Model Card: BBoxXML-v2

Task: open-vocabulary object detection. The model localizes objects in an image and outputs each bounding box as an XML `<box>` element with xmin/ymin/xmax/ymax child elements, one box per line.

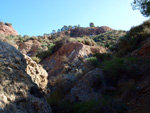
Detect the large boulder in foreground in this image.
<box><xmin>0</xmin><ymin>23</ymin><xmax>18</xmax><ymax>35</ymax></box>
<box><xmin>0</xmin><ymin>41</ymin><xmax>52</xmax><ymax>113</ymax></box>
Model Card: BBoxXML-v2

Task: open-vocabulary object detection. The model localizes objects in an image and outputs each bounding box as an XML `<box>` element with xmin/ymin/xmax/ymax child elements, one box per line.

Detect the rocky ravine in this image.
<box><xmin>41</xmin><ymin>42</ymin><xmax>108</xmax><ymax>104</ymax></box>
<box><xmin>0</xmin><ymin>41</ymin><xmax>52</xmax><ymax>113</ymax></box>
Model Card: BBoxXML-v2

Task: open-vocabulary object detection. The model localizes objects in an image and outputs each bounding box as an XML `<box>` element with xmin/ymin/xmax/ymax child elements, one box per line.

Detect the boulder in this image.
<box><xmin>25</xmin><ymin>55</ymin><xmax>48</xmax><ymax>91</ymax></box>
<box><xmin>0</xmin><ymin>41</ymin><xmax>52</xmax><ymax>113</ymax></box>
<box><xmin>65</xmin><ymin>68</ymin><xmax>106</xmax><ymax>102</ymax></box>
<box><xmin>18</xmin><ymin>40</ymin><xmax>43</xmax><ymax>56</ymax></box>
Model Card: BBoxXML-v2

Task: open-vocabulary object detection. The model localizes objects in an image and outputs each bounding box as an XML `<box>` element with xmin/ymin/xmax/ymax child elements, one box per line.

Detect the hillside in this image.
<box><xmin>44</xmin><ymin>26</ymin><xmax>113</xmax><ymax>39</ymax></box>
<box><xmin>0</xmin><ymin>22</ymin><xmax>18</xmax><ymax>35</ymax></box>
<box><xmin>0</xmin><ymin>21</ymin><xmax>150</xmax><ymax>113</ymax></box>
<box><xmin>92</xmin><ymin>30</ymin><xmax>126</xmax><ymax>51</ymax></box>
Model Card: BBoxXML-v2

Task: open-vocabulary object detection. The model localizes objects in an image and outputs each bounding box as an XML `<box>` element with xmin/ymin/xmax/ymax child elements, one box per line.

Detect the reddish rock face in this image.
<box><xmin>42</xmin><ymin>42</ymin><xmax>107</xmax><ymax>76</ymax></box>
<box><xmin>131</xmin><ymin>38</ymin><xmax>150</xmax><ymax>58</ymax></box>
<box><xmin>18</xmin><ymin>40</ymin><xmax>43</xmax><ymax>56</ymax></box>
<box><xmin>47</xmin><ymin>26</ymin><xmax>113</xmax><ymax>39</ymax></box>
<box><xmin>0</xmin><ymin>24</ymin><xmax>18</xmax><ymax>35</ymax></box>
<box><xmin>69</xmin><ymin>26</ymin><xmax>113</xmax><ymax>37</ymax></box>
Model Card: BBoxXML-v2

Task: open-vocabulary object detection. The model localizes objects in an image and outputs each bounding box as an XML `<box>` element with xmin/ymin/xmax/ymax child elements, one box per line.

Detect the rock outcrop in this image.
<box><xmin>47</xmin><ymin>26</ymin><xmax>113</xmax><ymax>39</ymax></box>
<box><xmin>0</xmin><ymin>23</ymin><xmax>18</xmax><ymax>35</ymax></box>
<box><xmin>66</xmin><ymin>68</ymin><xmax>106</xmax><ymax>102</ymax></box>
<box><xmin>69</xmin><ymin>26</ymin><xmax>113</xmax><ymax>37</ymax></box>
<box><xmin>131</xmin><ymin>38</ymin><xmax>150</xmax><ymax>58</ymax></box>
<box><xmin>0</xmin><ymin>41</ymin><xmax>52</xmax><ymax>113</ymax></box>
<box><xmin>42</xmin><ymin>42</ymin><xmax>107</xmax><ymax>103</ymax></box>
<box><xmin>42</xmin><ymin>42</ymin><xmax>107</xmax><ymax>76</ymax></box>
<box><xmin>25</xmin><ymin>55</ymin><xmax>48</xmax><ymax>91</ymax></box>
<box><xmin>18</xmin><ymin>40</ymin><xmax>43</xmax><ymax>57</ymax></box>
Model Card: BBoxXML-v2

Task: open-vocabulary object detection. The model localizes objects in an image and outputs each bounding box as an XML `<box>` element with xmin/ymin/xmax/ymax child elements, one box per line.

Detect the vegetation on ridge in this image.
<box><xmin>92</xmin><ymin>30</ymin><xmax>126</xmax><ymax>51</ymax></box>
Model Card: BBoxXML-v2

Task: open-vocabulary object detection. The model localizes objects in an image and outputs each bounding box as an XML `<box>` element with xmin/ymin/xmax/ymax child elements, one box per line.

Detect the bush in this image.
<box><xmin>92</xmin><ymin>30</ymin><xmax>126</xmax><ymax>51</ymax></box>
<box><xmin>47</xmin><ymin>90</ymin><xmax>127</xmax><ymax>113</ymax></box>
<box><xmin>73</xmin><ymin>100</ymin><xmax>100</xmax><ymax>113</ymax></box>
<box><xmin>75</xmin><ymin>36</ymin><xmax>96</xmax><ymax>46</ymax></box>
<box><xmin>100</xmin><ymin>57</ymin><xmax>138</xmax><ymax>83</ymax></box>
<box><xmin>18</xmin><ymin>37</ymin><xmax>25</xmax><ymax>42</ymax></box>
<box><xmin>94</xmin><ymin>53</ymin><xmax>113</xmax><ymax>61</ymax></box>
<box><xmin>118</xmin><ymin>20</ymin><xmax>150</xmax><ymax>56</ymax></box>
<box><xmin>50</xmin><ymin>96</ymin><xmax>127</xmax><ymax>113</ymax></box>
<box><xmin>86</xmin><ymin>57</ymin><xmax>99</xmax><ymax>67</ymax></box>
<box><xmin>47</xmin><ymin>90</ymin><xmax>62</xmax><ymax>106</ymax></box>
<box><xmin>0</xmin><ymin>35</ymin><xmax>21</xmax><ymax>46</ymax></box>
<box><xmin>36</xmin><ymin>43</ymin><xmax>55</xmax><ymax>60</ymax></box>
<box><xmin>31</xmin><ymin>57</ymin><xmax>41</xmax><ymax>63</ymax></box>
<box><xmin>5</xmin><ymin>22</ymin><xmax>12</xmax><ymax>26</ymax></box>
<box><xmin>46</xmin><ymin>90</ymin><xmax>72</xmax><ymax>113</ymax></box>
<box><xmin>89</xmin><ymin>22</ymin><xmax>95</xmax><ymax>27</ymax></box>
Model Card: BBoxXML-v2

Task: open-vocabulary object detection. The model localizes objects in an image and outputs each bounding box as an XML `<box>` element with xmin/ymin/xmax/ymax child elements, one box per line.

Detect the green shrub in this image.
<box><xmin>47</xmin><ymin>93</ymin><xmax>127</xmax><ymax>113</ymax></box>
<box><xmin>0</xmin><ymin>35</ymin><xmax>20</xmax><ymax>45</ymax></box>
<box><xmin>47</xmin><ymin>90</ymin><xmax>62</xmax><ymax>106</ymax></box>
<box><xmin>86</xmin><ymin>57</ymin><xmax>99</xmax><ymax>67</ymax></box>
<box><xmin>100</xmin><ymin>57</ymin><xmax>138</xmax><ymax>83</ymax></box>
<box><xmin>41</xmin><ymin>43</ymin><xmax>48</xmax><ymax>49</ymax></box>
<box><xmin>92</xmin><ymin>30</ymin><xmax>126</xmax><ymax>50</ymax></box>
<box><xmin>73</xmin><ymin>100</ymin><xmax>100</xmax><ymax>113</ymax></box>
<box><xmin>18</xmin><ymin>37</ymin><xmax>25</xmax><ymax>42</ymax></box>
<box><xmin>94</xmin><ymin>53</ymin><xmax>113</xmax><ymax>61</ymax></box>
<box><xmin>72</xmin><ymin>96</ymin><xmax>127</xmax><ymax>113</ymax></box>
<box><xmin>5</xmin><ymin>22</ymin><xmax>12</xmax><ymax>26</ymax></box>
<box><xmin>72</xmin><ymin>36</ymin><xmax>96</xmax><ymax>46</ymax></box>
<box><xmin>53</xmin><ymin>101</ymin><xmax>73</xmax><ymax>113</ymax></box>
<box><xmin>118</xmin><ymin>20</ymin><xmax>150</xmax><ymax>56</ymax></box>
<box><xmin>46</xmin><ymin>90</ymin><xmax>71</xmax><ymax>113</ymax></box>
<box><xmin>36</xmin><ymin>43</ymin><xmax>55</xmax><ymax>60</ymax></box>
<box><xmin>31</xmin><ymin>57</ymin><xmax>41</xmax><ymax>63</ymax></box>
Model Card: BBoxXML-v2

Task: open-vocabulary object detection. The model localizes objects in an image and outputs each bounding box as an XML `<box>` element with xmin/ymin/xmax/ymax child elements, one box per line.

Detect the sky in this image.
<box><xmin>0</xmin><ymin>0</ymin><xmax>148</xmax><ymax>36</ymax></box>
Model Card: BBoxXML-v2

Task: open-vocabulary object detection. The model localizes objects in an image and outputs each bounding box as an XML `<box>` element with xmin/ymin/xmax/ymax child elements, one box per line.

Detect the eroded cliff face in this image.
<box><xmin>42</xmin><ymin>41</ymin><xmax>107</xmax><ymax>76</ymax></box>
<box><xmin>131</xmin><ymin>38</ymin><xmax>150</xmax><ymax>58</ymax></box>
<box><xmin>0</xmin><ymin>41</ymin><xmax>52</xmax><ymax>113</ymax></box>
<box><xmin>45</xmin><ymin>26</ymin><xmax>113</xmax><ymax>39</ymax></box>
<box><xmin>0</xmin><ymin>23</ymin><xmax>18</xmax><ymax>36</ymax></box>
<box><xmin>69</xmin><ymin>26</ymin><xmax>113</xmax><ymax>37</ymax></box>
<box><xmin>18</xmin><ymin>40</ymin><xmax>44</xmax><ymax>57</ymax></box>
